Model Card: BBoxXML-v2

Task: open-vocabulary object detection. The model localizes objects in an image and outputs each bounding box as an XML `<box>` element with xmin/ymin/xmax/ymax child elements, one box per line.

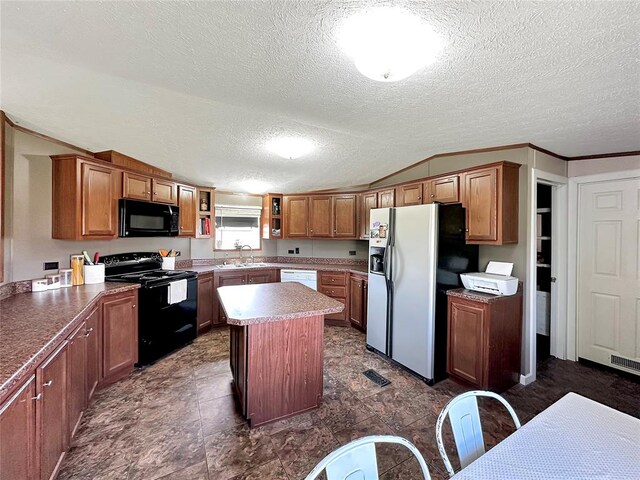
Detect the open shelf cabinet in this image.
<box><xmin>196</xmin><ymin>187</ymin><xmax>215</xmax><ymax>239</ymax></box>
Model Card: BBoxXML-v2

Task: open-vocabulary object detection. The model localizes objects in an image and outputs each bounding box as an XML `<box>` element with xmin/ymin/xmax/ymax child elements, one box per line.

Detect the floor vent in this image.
<box><xmin>611</xmin><ymin>355</ymin><xmax>640</xmax><ymax>372</ymax></box>
<box><xmin>363</xmin><ymin>369</ymin><xmax>391</xmax><ymax>387</ymax></box>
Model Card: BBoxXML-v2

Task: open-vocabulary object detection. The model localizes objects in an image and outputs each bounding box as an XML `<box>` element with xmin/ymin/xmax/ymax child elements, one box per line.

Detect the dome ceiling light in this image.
<box><xmin>338</xmin><ymin>7</ymin><xmax>443</xmax><ymax>82</ymax></box>
<box><xmin>265</xmin><ymin>136</ymin><xmax>315</xmax><ymax>159</ymax></box>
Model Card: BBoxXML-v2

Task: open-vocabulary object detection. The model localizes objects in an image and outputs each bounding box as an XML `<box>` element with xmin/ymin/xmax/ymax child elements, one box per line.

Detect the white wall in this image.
<box><xmin>277</xmin><ymin>239</ymin><xmax>368</xmax><ymax>260</ymax></box>
<box><xmin>568</xmin><ymin>155</ymin><xmax>640</xmax><ymax>177</ymax></box>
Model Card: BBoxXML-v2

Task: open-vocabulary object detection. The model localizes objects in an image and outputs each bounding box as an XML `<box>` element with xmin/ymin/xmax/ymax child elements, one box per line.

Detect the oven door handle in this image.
<box><xmin>144</xmin><ymin>278</ymin><xmax>196</xmax><ymax>289</ymax></box>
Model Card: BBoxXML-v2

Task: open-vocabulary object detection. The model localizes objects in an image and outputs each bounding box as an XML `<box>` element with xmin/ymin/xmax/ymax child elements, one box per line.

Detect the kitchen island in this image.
<box><xmin>217</xmin><ymin>282</ymin><xmax>344</xmax><ymax>427</ymax></box>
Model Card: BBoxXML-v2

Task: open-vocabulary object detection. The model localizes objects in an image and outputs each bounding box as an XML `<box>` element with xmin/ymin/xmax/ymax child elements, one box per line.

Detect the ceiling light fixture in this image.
<box><xmin>338</xmin><ymin>7</ymin><xmax>443</xmax><ymax>82</ymax></box>
<box><xmin>266</xmin><ymin>136</ymin><xmax>314</xmax><ymax>159</ymax></box>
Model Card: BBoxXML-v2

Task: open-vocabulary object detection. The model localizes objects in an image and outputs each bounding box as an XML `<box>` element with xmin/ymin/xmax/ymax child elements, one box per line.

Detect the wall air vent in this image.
<box><xmin>611</xmin><ymin>355</ymin><xmax>640</xmax><ymax>372</ymax></box>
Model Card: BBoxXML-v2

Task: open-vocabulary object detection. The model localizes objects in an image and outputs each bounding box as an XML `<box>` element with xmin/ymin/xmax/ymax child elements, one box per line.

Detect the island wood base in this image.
<box><xmin>229</xmin><ymin>315</ymin><xmax>324</xmax><ymax>427</ymax></box>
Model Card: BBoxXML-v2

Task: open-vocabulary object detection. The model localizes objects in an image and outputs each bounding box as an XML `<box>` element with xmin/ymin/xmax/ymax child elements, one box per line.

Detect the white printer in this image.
<box><xmin>460</xmin><ymin>261</ymin><xmax>519</xmax><ymax>296</ymax></box>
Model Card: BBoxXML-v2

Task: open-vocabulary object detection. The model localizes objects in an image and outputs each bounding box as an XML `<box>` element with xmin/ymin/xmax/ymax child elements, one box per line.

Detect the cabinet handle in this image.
<box><xmin>331</xmin><ymin>279</ymin><xmax>335</xmax><ymax>283</ymax></box>
<box><xmin>431</xmin><ymin>194</ymin><xmax>435</xmax><ymax>198</ymax></box>
<box><xmin>43</xmin><ymin>380</ymin><xmax>53</xmax><ymax>387</ymax></box>
<box><xmin>465</xmin><ymin>228</ymin><xmax>469</xmax><ymax>232</ymax></box>
<box><xmin>132</xmin><ymin>304</ymin><xmax>136</xmax><ymax>308</ymax></box>
<box><xmin>84</xmin><ymin>327</ymin><xmax>94</xmax><ymax>337</ymax></box>
<box><xmin>32</xmin><ymin>393</ymin><xmax>42</xmax><ymax>401</ymax></box>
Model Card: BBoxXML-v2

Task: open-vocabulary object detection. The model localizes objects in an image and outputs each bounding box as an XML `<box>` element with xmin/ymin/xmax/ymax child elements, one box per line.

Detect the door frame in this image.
<box><xmin>523</xmin><ymin>169</ymin><xmax>568</xmax><ymax>385</ymax></box>
<box><xmin>567</xmin><ymin>168</ymin><xmax>640</xmax><ymax>362</ymax></box>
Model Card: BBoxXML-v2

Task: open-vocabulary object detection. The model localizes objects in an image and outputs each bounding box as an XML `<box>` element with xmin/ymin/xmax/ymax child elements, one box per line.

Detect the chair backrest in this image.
<box><xmin>304</xmin><ymin>435</ymin><xmax>431</xmax><ymax>480</ymax></box>
<box><xmin>436</xmin><ymin>390</ymin><xmax>521</xmax><ymax>477</ymax></box>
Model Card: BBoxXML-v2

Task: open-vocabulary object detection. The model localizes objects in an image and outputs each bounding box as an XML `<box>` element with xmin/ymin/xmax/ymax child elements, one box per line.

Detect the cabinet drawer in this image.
<box><xmin>319</xmin><ymin>285</ymin><xmax>346</xmax><ymax>298</ymax></box>
<box><xmin>319</xmin><ymin>273</ymin><xmax>346</xmax><ymax>286</ymax></box>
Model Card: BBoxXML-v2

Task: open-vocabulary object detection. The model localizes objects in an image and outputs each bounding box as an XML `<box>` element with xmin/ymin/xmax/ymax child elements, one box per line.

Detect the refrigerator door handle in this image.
<box><xmin>385</xmin><ymin>208</ymin><xmax>396</xmax><ymax>357</ymax></box>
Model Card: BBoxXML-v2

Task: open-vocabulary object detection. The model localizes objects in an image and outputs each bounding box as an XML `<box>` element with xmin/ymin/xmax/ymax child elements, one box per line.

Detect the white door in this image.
<box><xmin>577</xmin><ymin>177</ymin><xmax>640</xmax><ymax>375</ymax></box>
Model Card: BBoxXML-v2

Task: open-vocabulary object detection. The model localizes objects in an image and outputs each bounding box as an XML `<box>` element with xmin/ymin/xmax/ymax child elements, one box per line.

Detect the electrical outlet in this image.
<box><xmin>295</xmin><ymin>247</ymin><xmax>300</xmax><ymax>254</ymax></box>
<box><xmin>348</xmin><ymin>250</ymin><xmax>356</xmax><ymax>256</ymax></box>
<box><xmin>288</xmin><ymin>249</ymin><xmax>295</xmax><ymax>254</ymax></box>
<box><xmin>43</xmin><ymin>261</ymin><xmax>59</xmax><ymax>271</ymax></box>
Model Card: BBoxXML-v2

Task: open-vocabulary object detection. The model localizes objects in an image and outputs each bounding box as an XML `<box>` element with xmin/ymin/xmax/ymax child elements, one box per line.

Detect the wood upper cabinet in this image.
<box><xmin>52</xmin><ymin>155</ymin><xmax>119</xmax><ymax>240</ymax></box>
<box><xmin>197</xmin><ymin>273</ymin><xmax>214</xmax><ymax>333</ymax></box>
<box><xmin>101</xmin><ymin>291</ymin><xmax>138</xmax><ymax>384</ymax></box>
<box><xmin>178</xmin><ymin>185</ymin><xmax>197</xmax><ymax>237</ymax></box>
<box><xmin>0</xmin><ymin>376</ymin><xmax>37</xmax><ymax>480</ymax></box>
<box><xmin>85</xmin><ymin>306</ymin><xmax>100</xmax><ymax>403</ymax></box>
<box><xmin>309</xmin><ymin>196</ymin><xmax>333</xmax><ymax>237</ymax></box>
<box><xmin>349</xmin><ymin>274</ymin><xmax>367</xmax><ymax>332</ymax></box>
<box><xmin>67</xmin><ymin>323</ymin><xmax>87</xmax><ymax>440</ymax></box>
<box><xmin>359</xmin><ymin>192</ymin><xmax>378</xmax><ymax>239</ymax></box>
<box><xmin>152</xmin><ymin>178</ymin><xmax>177</xmax><ymax>204</ymax></box>
<box><xmin>396</xmin><ymin>183</ymin><xmax>423</xmax><ymax>207</ymax></box>
<box><xmin>122</xmin><ymin>171</ymin><xmax>152</xmax><ymax>201</ymax></box>
<box><xmin>447</xmin><ymin>293</ymin><xmax>523</xmax><ymax>392</ymax></box>
<box><xmin>377</xmin><ymin>189</ymin><xmax>395</xmax><ymax>208</ymax></box>
<box><xmin>461</xmin><ymin>162</ymin><xmax>520</xmax><ymax>245</ymax></box>
<box><xmin>284</xmin><ymin>196</ymin><xmax>309</xmax><ymax>237</ymax></box>
<box><xmin>424</xmin><ymin>175</ymin><xmax>459</xmax><ymax>204</ymax></box>
<box><xmin>333</xmin><ymin>195</ymin><xmax>357</xmax><ymax>238</ymax></box>
<box><xmin>37</xmin><ymin>342</ymin><xmax>68</xmax><ymax>480</ymax></box>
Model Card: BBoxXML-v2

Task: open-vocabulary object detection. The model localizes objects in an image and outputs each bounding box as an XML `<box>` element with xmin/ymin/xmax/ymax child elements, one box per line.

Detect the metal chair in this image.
<box><xmin>304</xmin><ymin>435</ymin><xmax>431</xmax><ymax>480</ymax></box>
<box><xmin>436</xmin><ymin>390</ymin><xmax>521</xmax><ymax>477</ymax></box>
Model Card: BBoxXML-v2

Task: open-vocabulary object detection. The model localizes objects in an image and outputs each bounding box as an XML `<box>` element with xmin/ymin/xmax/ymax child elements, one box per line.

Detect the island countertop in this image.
<box><xmin>217</xmin><ymin>282</ymin><xmax>344</xmax><ymax>326</ymax></box>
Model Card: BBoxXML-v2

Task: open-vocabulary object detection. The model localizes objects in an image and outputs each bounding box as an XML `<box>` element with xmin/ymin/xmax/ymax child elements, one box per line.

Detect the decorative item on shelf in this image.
<box><xmin>272</xmin><ymin>198</ymin><xmax>280</xmax><ymax>215</ymax></box>
<box><xmin>45</xmin><ymin>273</ymin><xmax>61</xmax><ymax>290</ymax></box>
<box><xmin>70</xmin><ymin>254</ymin><xmax>85</xmax><ymax>285</ymax></box>
<box><xmin>60</xmin><ymin>269</ymin><xmax>73</xmax><ymax>288</ymax></box>
<box><xmin>200</xmin><ymin>197</ymin><xmax>209</xmax><ymax>211</ymax></box>
<box><xmin>32</xmin><ymin>278</ymin><xmax>49</xmax><ymax>292</ymax></box>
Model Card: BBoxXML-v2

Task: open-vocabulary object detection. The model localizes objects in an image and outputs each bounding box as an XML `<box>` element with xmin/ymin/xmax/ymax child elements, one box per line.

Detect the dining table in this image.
<box><xmin>451</xmin><ymin>392</ymin><xmax>640</xmax><ymax>479</ymax></box>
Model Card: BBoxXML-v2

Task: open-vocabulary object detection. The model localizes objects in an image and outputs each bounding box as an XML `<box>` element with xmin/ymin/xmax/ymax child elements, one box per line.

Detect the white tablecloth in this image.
<box><xmin>451</xmin><ymin>392</ymin><xmax>640</xmax><ymax>479</ymax></box>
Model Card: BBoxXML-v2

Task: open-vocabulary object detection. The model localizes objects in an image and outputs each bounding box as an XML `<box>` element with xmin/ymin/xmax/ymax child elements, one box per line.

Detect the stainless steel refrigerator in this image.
<box><xmin>367</xmin><ymin>203</ymin><xmax>478</xmax><ymax>384</ymax></box>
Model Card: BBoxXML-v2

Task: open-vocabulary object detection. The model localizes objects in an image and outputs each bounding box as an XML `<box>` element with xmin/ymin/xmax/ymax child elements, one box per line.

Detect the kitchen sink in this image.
<box><xmin>218</xmin><ymin>263</ymin><xmax>268</xmax><ymax>269</ymax></box>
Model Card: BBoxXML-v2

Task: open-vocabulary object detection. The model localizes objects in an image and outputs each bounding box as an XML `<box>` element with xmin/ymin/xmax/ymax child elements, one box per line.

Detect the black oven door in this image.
<box><xmin>119</xmin><ymin>199</ymin><xmax>179</xmax><ymax>237</ymax></box>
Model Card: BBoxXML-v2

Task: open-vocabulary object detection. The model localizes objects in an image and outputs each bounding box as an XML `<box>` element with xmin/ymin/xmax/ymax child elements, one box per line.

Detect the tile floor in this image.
<box><xmin>58</xmin><ymin>326</ymin><xmax>640</xmax><ymax>480</ymax></box>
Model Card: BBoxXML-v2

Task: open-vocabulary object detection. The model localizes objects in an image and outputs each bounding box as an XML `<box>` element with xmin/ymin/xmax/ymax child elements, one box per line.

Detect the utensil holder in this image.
<box><xmin>162</xmin><ymin>257</ymin><xmax>176</xmax><ymax>270</ymax></box>
<box><xmin>84</xmin><ymin>264</ymin><xmax>105</xmax><ymax>284</ymax></box>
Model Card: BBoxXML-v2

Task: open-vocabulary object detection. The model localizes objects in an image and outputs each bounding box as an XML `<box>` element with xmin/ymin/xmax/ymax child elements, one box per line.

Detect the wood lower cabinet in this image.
<box><xmin>122</xmin><ymin>171</ymin><xmax>152</xmax><ymax>201</ymax></box>
<box><xmin>178</xmin><ymin>185</ymin><xmax>197</xmax><ymax>236</ymax></box>
<box><xmin>214</xmin><ymin>269</ymin><xmax>279</xmax><ymax>324</ymax></box>
<box><xmin>85</xmin><ymin>306</ymin><xmax>100</xmax><ymax>403</ymax></box>
<box><xmin>101</xmin><ymin>291</ymin><xmax>138</xmax><ymax>384</ymax></box>
<box><xmin>197</xmin><ymin>273</ymin><xmax>214</xmax><ymax>333</ymax></box>
<box><xmin>309</xmin><ymin>196</ymin><xmax>333</xmax><ymax>237</ymax></box>
<box><xmin>348</xmin><ymin>274</ymin><xmax>368</xmax><ymax>332</ymax></box>
<box><xmin>37</xmin><ymin>343</ymin><xmax>68</xmax><ymax>480</ymax></box>
<box><xmin>461</xmin><ymin>162</ymin><xmax>520</xmax><ymax>244</ymax></box>
<box><xmin>284</xmin><ymin>196</ymin><xmax>309</xmax><ymax>237</ymax></box>
<box><xmin>247</xmin><ymin>270</ymin><xmax>277</xmax><ymax>285</ymax></box>
<box><xmin>333</xmin><ymin>195</ymin><xmax>357</xmax><ymax>238</ymax></box>
<box><xmin>152</xmin><ymin>178</ymin><xmax>177</xmax><ymax>205</ymax></box>
<box><xmin>52</xmin><ymin>155</ymin><xmax>119</xmax><ymax>240</ymax></box>
<box><xmin>396</xmin><ymin>183</ymin><xmax>423</xmax><ymax>207</ymax></box>
<box><xmin>424</xmin><ymin>175</ymin><xmax>459</xmax><ymax>204</ymax></box>
<box><xmin>318</xmin><ymin>271</ymin><xmax>348</xmax><ymax>324</ymax></box>
<box><xmin>359</xmin><ymin>192</ymin><xmax>378</xmax><ymax>239</ymax></box>
<box><xmin>447</xmin><ymin>292</ymin><xmax>523</xmax><ymax>392</ymax></box>
<box><xmin>67</xmin><ymin>323</ymin><xmax>86</xmax><ymax>440</ymax></box>
<box><xmin>0</xmin><ymin>376</ymin><xmax>37</xmax><ymax>480</ymax></box>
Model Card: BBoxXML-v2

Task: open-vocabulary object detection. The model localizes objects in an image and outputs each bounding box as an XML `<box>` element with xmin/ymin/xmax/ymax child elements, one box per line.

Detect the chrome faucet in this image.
<box><xmin>240</xmin><ymin>245</ymin><xmax>254</xmax><ymax>265</ymax></box>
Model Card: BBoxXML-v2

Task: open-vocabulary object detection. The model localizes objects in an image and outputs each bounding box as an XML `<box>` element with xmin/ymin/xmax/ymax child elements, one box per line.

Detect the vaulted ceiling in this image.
<box><xmin>1</xmin><ymin>1</ymin><xmax>638</xmax><ymax>192</ymax></box>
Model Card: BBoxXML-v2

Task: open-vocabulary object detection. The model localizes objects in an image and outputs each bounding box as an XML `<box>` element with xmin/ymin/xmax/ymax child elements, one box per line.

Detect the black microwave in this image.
<box><xmin>119</xmin><ymin>199</ymin><xmax>179</xmax><ymax>237</ymax></box>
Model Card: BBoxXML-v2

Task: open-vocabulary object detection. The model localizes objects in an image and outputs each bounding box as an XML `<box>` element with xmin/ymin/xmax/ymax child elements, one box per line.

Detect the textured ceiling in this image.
<box><xmin>1</xmin><ymin>1</ymin><xmax>639</xmax><ymax>192</ymax></box>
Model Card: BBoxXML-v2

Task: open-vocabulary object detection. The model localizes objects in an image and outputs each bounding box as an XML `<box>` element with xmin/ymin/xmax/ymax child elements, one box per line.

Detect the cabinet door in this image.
<box><xmin>37</xmin><ymin>343</ymin><xmax>68</xmax><ymax>480</ymax></box>
<box><xmin>247</xmin><ymin>269</ymin><xmax>276</xmax><ymax>285</ymax></box>
<box><xmin>378</xmin><ymin>189</ymin><xmax>395</xmax><ymax>208</ymax></box>
<box><xmin>0</xmin><ymin>376</ymin><xmax>36</xmax><ymax>480</ymax></box>
<box><xmin>102</xmin><ymin>293</ymin><xmax>138</xmax><ymax>383</ymax></box>
<box><xmin>67</xmin><ymin>323</ymin><xmax>86</xmax><ymax>440</ymax></box>
<box><xmin>216</xmin><ymin>273</ymin><xmax>246</xmax><ymax>324</ymax></box>
<box><xmin>349</xmin><ymin>276</ymin><xmax>364</xmax><ymax>328</ymax></box>
<box><xmin>85</xmin><ymin>306</ymin><xmax>100</xmax><ymax>403</ymax></box>
<box><xmin>397</xmin><ymin>183</ymin><xmax>423</xmax><ymax>206</ymax></box>
<box><xmin>284</xmin><ymin>196</ymin><xmax>308</xmax><ymax>237</ymax></box>
<box><xmin>309</xmin><ymin>196</ymin><xmax>333</xmax><ymax>237</ymax></box>
<box><xmin>425</xmin><ymin>175</ymin><xmax>459</xmax><ymax>204</ymax></box>
<box><xmin>333</xmin><ymin>195</ymin><xmax>357</xmax><ymax>238</ymax></box>
<box><xmin>152</xmin><ymin>178</ymin><xmax>177</xmax><ymax>205</ymax></box>
<box><xmin>359</xmin><ymin>192</ymin><xmax>377</xmax><ymax>238</ymax></box>
<box><xmin>448</xmin><ymin>300</ymin><xmax>485</xmax><ymax>386</ymax></box>
<box><xmin>178</xmin><ymin>185</ymin><xmax>197</xmax><ymax>236</ymax></box>
<box><xmin>463</xmin><ymin>168</ymin><xmax>498</xmax><ymax>242</ymax></box>
<box><xmin>362</xmin><ymin>279</ymin><xmax>368</xmax><ymax>332</ymax></box>
<box><xmin>197</xmin><ymin>274</ymin><xmax>214</xmax><ymax>332</ymax></box>
<box><xmin>81</xmin><ymin>163</ymin><xmax>117</xmax><ymax>237</ymax></box>
<box><xmin>122</xmin><ymin>172</ymin><xmax>152</xmax><ymax>201</ymax></box>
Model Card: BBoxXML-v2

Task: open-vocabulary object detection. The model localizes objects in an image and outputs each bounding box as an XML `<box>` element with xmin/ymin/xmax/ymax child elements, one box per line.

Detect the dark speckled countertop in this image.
<box><xmin>182</xmin><ymin>262</ymin><xmax>368</xmax><ymax>275</ymax></box>
<box><xmin>217</xmin><ymin>282</ymin><xmax>344</xmax><ymax>326</ymax></box>
<box><xmin>0</xmin><ymin>283</ymin><xmax>139</xmax><ymax>402</ymax></box>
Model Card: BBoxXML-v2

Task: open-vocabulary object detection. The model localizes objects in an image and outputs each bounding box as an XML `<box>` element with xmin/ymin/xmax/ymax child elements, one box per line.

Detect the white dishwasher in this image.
<box><xmin>280</xmin><ymin>269</ymin><xmax>317</xmax><ymax>290</ymax></box>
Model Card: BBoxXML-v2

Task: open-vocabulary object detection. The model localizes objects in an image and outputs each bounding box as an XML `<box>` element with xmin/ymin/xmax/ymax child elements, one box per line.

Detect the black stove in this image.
<box><xmin>102</xmin><ymin>252</ymin><xmax>198</xmax><ymax>366</ymax></box>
